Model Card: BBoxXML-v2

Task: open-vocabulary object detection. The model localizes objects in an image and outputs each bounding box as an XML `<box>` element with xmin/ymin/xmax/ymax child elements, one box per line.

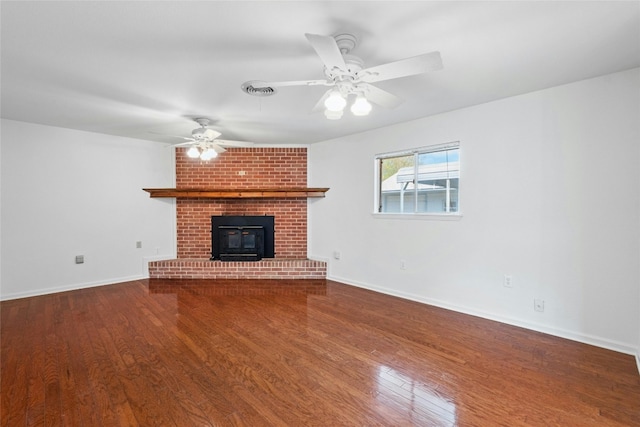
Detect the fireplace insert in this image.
<box><xmin>211</xmin><ymin>215</ymin><xmax>275</xmax><ymax>261</ymax></box>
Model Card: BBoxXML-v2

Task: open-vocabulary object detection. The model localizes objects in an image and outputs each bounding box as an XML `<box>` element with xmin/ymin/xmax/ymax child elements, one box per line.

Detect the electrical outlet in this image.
<box><xmin>534</xmin><ymin>299</ymin><xmax>545</xmax><ymax>312</ymax></box>
<box><xmin>136</xmin><ymin>241</ymin><xmax>142</xmax><ymax>249</ymax></box>
<box><xmin>400</xmin><ymin>260</ymin><xmax>407</xmax><ymax>270</ymax></box>
<box><xmin>503</xmin><ymin>275</ymin><xmax>513</xmax><ymax>288</ymax></box>
<box><xmin>75</xmin><ymin>255</ymin><xmax>84</xmax><ymax>264</ymax></box>
<box><xmin>333</xmin><ymin>251</ymin><xmax>341</xmax><ymax>260</ymax></box>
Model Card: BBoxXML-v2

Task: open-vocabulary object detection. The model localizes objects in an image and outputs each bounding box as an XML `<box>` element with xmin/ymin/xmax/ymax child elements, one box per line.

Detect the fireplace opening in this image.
<box><xmin>211</xmin><ymin>215</ymin><xmax>275</xmax><ymax>261</ymax></box>
<box><xmin>218</xmin><ymin>226</ymin><xmax>264</xmax><ymax>261</ymax></box>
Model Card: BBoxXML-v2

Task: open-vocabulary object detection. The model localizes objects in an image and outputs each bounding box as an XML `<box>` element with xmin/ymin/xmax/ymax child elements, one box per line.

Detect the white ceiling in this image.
<box><xmin>1</xmin><ymin>1</ymin><xmax>639</xmax><ymax>146</ymax></box>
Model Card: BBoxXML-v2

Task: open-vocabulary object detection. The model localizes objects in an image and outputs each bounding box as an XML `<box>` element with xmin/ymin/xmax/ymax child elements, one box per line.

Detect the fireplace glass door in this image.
<box><xmin>211</xmin><ymin>215</ymin><xmax>274</xmax><ymax>260</ymax></box>
<box><xmin>218</xmin><ymin>226</ymin><xmax>265</xmax><ymax>261</ymax></box>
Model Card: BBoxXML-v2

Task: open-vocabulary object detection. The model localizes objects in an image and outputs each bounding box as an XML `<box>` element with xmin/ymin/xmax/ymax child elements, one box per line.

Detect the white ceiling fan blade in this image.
<box><xmin>201</xmin><ymin>129</ymin><xmax>221</xmax><ymax>140</ymax></box>
<box><xmin>215</xmin><ymin>139</ymin><xmax>255</xmax><ymax>147</ymax></box>
<box><xmin>168</xmin><ymin>139</ymin><xmax>197</xmax><ymax>147</ymax></box>
<box><xmin>305</xmin><ymin>33</ymin><xmax>348</xmax><ymax>73</ymax></box>
<box><xmin>361</xmin><ymin>84</ymin><xmax>404</xmax><ymax>109</ymax></box>
<box><xmin>358</xmin><ymin>51</ymin><xmax>443</xmax><ymax>83</ymax></box>
<box><xmin>149</xmin><ymin>131</ymin><xmax>194</xmax><ymax>141</ymax></box>
<box><xmin>210</xmin><ymin>144</ymin><xmax>227</xmax><ymax>154</ymax></box>
<box><xmin>255</xmin><ymin>79</ymin><xmax>330</xmax><ymax>88</ymax></box>
<box><xmin>311</xmin><ymin>89</ymin><xmax>333</xmax><ymax>113</ymax></box>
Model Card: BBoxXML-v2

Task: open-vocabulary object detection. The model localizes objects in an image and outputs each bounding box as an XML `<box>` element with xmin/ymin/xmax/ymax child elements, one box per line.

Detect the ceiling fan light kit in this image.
<box><xmin>242</xmin><ymin>32</ymin><xmax>443</xmax><ymax>120</ymax></box>
<box><xmin>187</xmin><ymin>145</ymin><xmax>219</xmax><ymax>161</ymax></box>
<box><xmin>159</xmin><ymin>117</ymin><xmax>255</xmax><ymax>161</ymax></box>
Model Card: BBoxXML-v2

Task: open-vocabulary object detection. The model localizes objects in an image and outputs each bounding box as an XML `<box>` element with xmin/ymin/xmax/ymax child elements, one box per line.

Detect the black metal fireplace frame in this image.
<box><xmin>210</xmin><ymin>215</ymin><xmax>275</xmax><ymax>261</ymax></box>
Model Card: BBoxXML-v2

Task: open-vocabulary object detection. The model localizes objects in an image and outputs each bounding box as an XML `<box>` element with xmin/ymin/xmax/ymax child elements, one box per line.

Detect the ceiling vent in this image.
<box><xmin>241</xmin><ymin>81</ymin><xmax>277</xmax><ymax>96</ymax></box>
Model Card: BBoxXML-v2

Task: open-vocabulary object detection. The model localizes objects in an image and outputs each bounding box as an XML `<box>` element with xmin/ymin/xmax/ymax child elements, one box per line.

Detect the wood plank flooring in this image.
<box><xmin>2</xmin><ymin>279</ymin><xmax>639</xmax><ymax>426</ymax></box>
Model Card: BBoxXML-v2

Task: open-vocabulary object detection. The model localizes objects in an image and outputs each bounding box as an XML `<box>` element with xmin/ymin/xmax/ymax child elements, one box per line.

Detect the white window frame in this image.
<box><xmin>373</xmin><ymin>141</ymin><xmax>461</xmax><ymax>219</ymax></box>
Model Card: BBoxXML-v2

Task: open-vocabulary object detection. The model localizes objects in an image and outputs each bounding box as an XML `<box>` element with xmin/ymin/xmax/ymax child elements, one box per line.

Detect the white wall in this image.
<box><xmin>1</xmin><ymin>119</ymin><xmax>176</xmax><ymax>300</ymax></box>
<box><xmin>308</xmin><ymin>68</ymin><xmax>640</xmax><ymax>355</ymax></box>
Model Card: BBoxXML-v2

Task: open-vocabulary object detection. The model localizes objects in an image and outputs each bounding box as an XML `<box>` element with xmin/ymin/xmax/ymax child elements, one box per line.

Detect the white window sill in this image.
<box><xmin>371</xmin><ymin>212</ymin><xmax>463</xmax><ymax>221</ymax></box>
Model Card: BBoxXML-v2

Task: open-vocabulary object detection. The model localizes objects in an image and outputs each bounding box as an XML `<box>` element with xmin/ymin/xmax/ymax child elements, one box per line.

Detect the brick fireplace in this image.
<box><xmin>148</xmin><ymin>147</ymin><xmax>327</xmax><ymax>279</ymax></box>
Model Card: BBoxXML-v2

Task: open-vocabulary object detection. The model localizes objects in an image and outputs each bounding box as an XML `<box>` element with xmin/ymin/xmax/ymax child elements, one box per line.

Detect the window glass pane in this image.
<box><xmin>379</xmin><ymin>154</ymin><xmax>414</xmax><ymax>213</ymax></box>
<box><xmin>376</xmin><ymin>143</ymin><xmax>460</xmax><ymax>215</ymax></box>
<box><xmin>416</xmin><ymin>148</ymin><xmax>459</xmax><ymax>213</ymax></box>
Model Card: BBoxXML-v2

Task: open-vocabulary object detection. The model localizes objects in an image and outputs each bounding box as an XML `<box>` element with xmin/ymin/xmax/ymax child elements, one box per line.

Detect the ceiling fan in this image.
<box><xmin>242</xmin><ymin>33</ymin><xmax>443</xmax><ymax>119</ymax></box>
<box><xmin>166</xmin><ymin>118</ymin><xmax>253</xmax><ymax>160</ymax></box>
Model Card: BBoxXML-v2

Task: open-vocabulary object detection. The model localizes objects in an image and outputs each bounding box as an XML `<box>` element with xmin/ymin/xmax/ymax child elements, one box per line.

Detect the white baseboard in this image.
<box><xmin>0</xmin><ymin>274</ymin><xmax>144</xmax><ymax>301</ymax></box>
<box><xmin>328</xmin><ymin>274</ymin><xmax>638</xmax><ymax>358</ymax></box>
<box><xmin>1</xmin><ymin>253</ymin><xmax>178</xmax><ymax>301</ymax></box>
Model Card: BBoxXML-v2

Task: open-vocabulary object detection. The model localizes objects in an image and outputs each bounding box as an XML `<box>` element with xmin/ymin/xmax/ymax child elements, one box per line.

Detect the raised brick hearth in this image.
<box><xmin>148</xmin><ymin>147</ymin><xmax>326</xmax><ymax>280</ymax></box>
<box><xmin>149</xmin><ymin>259</ymin><xmax>326</xmax><ymax>280</ymax></box>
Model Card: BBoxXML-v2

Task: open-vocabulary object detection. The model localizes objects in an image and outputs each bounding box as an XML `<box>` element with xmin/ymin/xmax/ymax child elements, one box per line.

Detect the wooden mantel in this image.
<box><xmin>143</xmin><ymin>188</ymin><xmax>329</xmax><ymax>199</ymax></box>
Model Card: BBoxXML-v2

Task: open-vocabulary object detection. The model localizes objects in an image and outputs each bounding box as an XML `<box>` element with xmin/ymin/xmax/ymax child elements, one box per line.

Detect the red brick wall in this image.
<box><xmin>175</xmin><ymin>147</ymin><xmax>308</xmax><ymax>259</ymax></box>
<box><xmin>176</xmin><ymin>147</ymin><xmax>307</xmax><ymax>189</ymax></box>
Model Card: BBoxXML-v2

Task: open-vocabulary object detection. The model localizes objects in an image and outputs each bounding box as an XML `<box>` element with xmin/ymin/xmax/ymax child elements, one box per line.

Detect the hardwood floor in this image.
<box><xmin>2</xmin><ymin>279</ymin><xmax>639</xmax><ymax>426</ymax></box>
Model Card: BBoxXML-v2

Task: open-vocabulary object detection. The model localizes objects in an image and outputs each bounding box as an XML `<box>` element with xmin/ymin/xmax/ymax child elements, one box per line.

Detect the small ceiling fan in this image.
<box><xmin>166</xmin><ymin>118</ymin><xmax>253</xmax><ymax>160</ymax></box>
<box><xmin>242</xmin><ymin>33</ymin><xmax>443</xmax><ymax>119</ymax></box>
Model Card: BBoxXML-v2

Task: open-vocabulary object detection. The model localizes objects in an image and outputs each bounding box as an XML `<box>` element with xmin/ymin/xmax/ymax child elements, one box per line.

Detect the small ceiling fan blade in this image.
<box><xmin>149</xmin><ymin>131</ymin><xmax>194</xmax><ymax>141</ymax></box>
<box><xmin>311</xmin><ymin>89</ymin><xmax>333</xmax><ymax>113</ymax></box>
<box><xmin>201</xmin><ymin>129</ymin><xmax>222</xmax><ymax>140</ymax></box>
<box><xmin>358</xmin><ymin>51</ymin><xmax>443</xmax><ymax>83</ymax></box>
<box><xmin>211</xmin><ymin>144</ymin><xmax>227</xmax><ymax>154</ymax></box>
<box><xmin>305</xmin><ymin>33</ymin><xmax>348</xmax><ymax>73</ymax></box>
<box><xmin>361</xmin><ymin>84</ymin><xmax>404</xmax><ymax>109</ymax></box>
<box><xmin>168</xmin><ymin>140</ymin><xmax>197</xmax><ymax>147</ymax></box>
<box><xmin>215</xmin><ymin>140</ymin><xmax>255</xmax><ymax>147</ymax></box>
<box><xmin>256</xmin><ymin>79</ymin><xmax>330</xmax><ymax>88</ymax></box>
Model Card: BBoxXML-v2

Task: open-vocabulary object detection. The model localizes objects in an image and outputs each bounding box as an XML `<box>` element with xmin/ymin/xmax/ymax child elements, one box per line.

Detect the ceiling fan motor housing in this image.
<box><xmin>326</xmin><ymin>54</ymin><xmax>366</xmax><ymax>98</ymax></box>
<box><xmin>325</xmin><ymin>55</ymin><xmax>364</xmax><ymax>88</ymax></box>
<box><xmin>334</xmin><ymin>33</ymin><xmax>357</xmax><ymax>54</ymax></box>
<box><xmin>192</xmin><ymin>127</ymin><xmax>218</xmax><ymax>141</ymax></box>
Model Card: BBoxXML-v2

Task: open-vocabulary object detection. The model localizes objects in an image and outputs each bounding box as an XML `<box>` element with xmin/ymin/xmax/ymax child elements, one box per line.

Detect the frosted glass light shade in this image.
<box><xmin>351</xmin><ymin>96</ymin><xmax>372</xmax><ymax>116</ymax></box>
<box><xmin>200</xmin><ymin>148</ymin><xmax>218</xmax><ymax>161</ymax></box>
<box><xmin>324</xmin><ymin>91</ymin><xmax>347</xmax><ymax>112</ymax></box>
<box><xmin>187</xmin><ymin>146</ymin><xmax>200</xmax><ymax>158</ymax></box>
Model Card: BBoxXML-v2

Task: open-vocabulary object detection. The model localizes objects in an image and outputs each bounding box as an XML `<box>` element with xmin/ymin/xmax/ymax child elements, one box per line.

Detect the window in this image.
<box><xmin>375</xmin><ymin>142</ymin><xmax>460</xmax><ymax>214</ymax></box>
